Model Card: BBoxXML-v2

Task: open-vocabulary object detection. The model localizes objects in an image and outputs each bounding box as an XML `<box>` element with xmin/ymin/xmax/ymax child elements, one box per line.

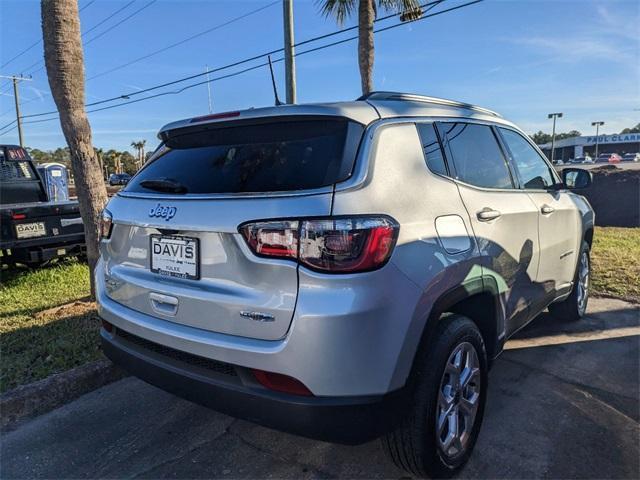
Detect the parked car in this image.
<box><xmin>622</xmin><ymin>152</ymin><xmax>640</xmax><ymax>162</ymax></box>
<box><xmin>571</xmin><ymin>155</ymin><xmax>593</xmax><ymax>164</ymax></box>
<box><xmin>108</xmin><ymin>173</ymin><xmax>131</xmax><ymax>185</ymax></box>
<box><xmin>596</xmin><ymin>153</ymin><xmax>622</xmax><ymax>163</ymax></box>
<box><xmin>97</xmin><ymin>92</ymin><xmax>595</xmax><ymax>478</ymax></box>
<box><xmin>0</xmin><ymin>145</ymin><xmax>85</xmax><ymax>267</ymax></box>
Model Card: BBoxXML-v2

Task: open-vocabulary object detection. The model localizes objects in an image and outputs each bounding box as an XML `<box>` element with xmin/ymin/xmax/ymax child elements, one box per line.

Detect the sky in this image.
<box><xmin>0</xmin><ymin>0</ymin><xmax>638</xmax><ymax>152</ymax></box>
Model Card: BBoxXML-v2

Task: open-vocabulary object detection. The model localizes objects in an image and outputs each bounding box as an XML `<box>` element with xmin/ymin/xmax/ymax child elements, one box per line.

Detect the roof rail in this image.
<box><xmin>357</xmin><ymin>91</ymin><xmax>502</xmax><ymax>118</ymax></box>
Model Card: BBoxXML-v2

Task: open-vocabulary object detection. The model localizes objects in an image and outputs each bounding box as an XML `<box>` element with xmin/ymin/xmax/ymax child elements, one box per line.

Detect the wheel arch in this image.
<box><xmin>584</xmin><ymin>226</ymin><xmax>594</xmax><ymax>248</ymax></box>
<box><xmin>408</xmin><ymin>277</ymin><xmax>504</xmax><ymax>382</ymax></box>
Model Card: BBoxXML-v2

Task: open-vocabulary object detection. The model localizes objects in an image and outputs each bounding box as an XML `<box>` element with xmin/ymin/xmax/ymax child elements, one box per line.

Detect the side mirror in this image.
<box><xmin>562</xmin><ymin>168</ymin><xmax>593</xmax><ymax>189</ymax></box>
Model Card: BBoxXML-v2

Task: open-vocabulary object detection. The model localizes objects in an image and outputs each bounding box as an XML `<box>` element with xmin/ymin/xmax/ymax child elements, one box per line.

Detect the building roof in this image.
<box><xmin>538</xmin><ymin>132</ymin><xmax>640</xmax><ymax>149</ymax></box>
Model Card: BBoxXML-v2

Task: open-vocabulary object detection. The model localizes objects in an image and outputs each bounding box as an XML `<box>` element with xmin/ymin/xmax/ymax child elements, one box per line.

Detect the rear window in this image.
<box><xmin>126</xmin><ymin>118</ymin><xmax>364</xmax><ymax>194</ymax></box>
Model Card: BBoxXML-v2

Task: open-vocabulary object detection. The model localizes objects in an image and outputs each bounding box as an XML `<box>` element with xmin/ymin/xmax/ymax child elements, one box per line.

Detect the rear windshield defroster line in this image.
<box><xmin>125</xmin><ymin>117</ymin><xmax>364</xmax><ymax>195</ymax></box>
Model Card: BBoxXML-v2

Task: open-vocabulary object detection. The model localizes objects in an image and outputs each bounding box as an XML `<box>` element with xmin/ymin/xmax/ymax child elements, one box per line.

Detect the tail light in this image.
<box><xmin>240</xmin><ymin>216</ymin><xmax>399</xmax><ymax>273</ymax></box>
<box><xmin>99</xmin><ymin>209</ymin><xmax>113</xmax><ymax>240</ymax></box>
<box><xmin>240</xmin><ymin>220</ymin><xmax>298</xmax><ymax>259</ymax></box>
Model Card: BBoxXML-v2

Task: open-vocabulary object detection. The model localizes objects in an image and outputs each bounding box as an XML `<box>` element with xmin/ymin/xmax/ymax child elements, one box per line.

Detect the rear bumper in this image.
<box><xmin>0</xmin><ymin>232</ymin><xmax>85</xmax><ymax>250</ymax></box>
<box><xmin>96</xmin><ymin>257</ymin><xmax>423</xmax><ymax>397</ymax></box>
<box><xmin>101</xmin><ymin>327</ymin><xmax>408</xmax><ymax>444</ymax></box>
<box><xmin>1</xmin><ymin>233</ymin><xmax>85</xmax><ymax>262</ymax></box>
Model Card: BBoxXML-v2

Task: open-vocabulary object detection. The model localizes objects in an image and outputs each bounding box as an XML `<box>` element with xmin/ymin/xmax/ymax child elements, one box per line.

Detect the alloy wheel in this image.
<box><xmin>435</xmin><ymin>341</ymin><xmax>481</xmax><ymax>459</ymax></box>
<box><xmin>577</xmin><ymin>251</ymin><xmax>590</xmax><ymax>315</ymax></box>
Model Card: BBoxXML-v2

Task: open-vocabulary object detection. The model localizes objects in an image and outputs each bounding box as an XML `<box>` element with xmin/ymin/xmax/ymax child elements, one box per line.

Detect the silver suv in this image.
<box><xmin>97</xmin><ymin>92</ymin><xmax>594</xmax><ymax>477</ymax></box>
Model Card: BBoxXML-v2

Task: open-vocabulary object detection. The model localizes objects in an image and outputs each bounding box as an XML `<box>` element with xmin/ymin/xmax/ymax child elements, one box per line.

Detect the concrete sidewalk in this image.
<box><xmin>1</xmin><ymin>298</ymin><xmax>638</xmax><ymax>479</ymax></box>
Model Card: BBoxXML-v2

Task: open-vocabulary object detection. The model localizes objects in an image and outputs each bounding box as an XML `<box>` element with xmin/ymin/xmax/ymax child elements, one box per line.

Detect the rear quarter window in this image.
<box><xmin>126</xmin><ymin>118</ymin><xmax>364</xmax><ymax>194</ymax></box>
<box><xmin>416</xmin><ymin>123</ymin><xmax>448</xmax><ymax>176</ymax></box>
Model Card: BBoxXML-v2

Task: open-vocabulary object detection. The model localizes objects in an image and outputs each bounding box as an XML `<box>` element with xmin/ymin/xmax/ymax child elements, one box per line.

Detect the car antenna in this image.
<box><xmin>267</xmin><ymin>55</ymin><xmax>283</xmax><ymax>106</ymax></box>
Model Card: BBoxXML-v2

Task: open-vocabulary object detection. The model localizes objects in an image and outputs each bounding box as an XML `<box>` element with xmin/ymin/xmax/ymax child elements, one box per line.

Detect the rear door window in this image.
<box><xmin>498</xmin><ymin>128</ymin><xmax>557</xmax><ymax>189</ymax></box>
<box><xmin>126</xmin><ymin>118</ymin><xmax>363</xmax><ymax>194</ymax></box>
<box><xmin>437</xmin><ymin>122</ymin><xmax>514</xmax><ymax>189</ymax></box>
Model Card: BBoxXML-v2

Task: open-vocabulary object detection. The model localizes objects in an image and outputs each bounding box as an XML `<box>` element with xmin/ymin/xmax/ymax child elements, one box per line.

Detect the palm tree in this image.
<box><xmin>131</xmin><ymin>140</ymin><xmax>146</xmax><ymax>170</ymax></box>
<box><xmin>41</xmin><ymin>0</ymin><xmax>108</xmax><ymax>297</ymax></box>
<box><xmin>318</xmin><ymin>0</ymin><xmax>422</xmax><ymax>95</ymax></box>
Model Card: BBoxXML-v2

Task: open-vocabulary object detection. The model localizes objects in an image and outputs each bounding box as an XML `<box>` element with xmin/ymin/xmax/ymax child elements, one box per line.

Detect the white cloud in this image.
<box><xmin>510</xmin><ymin>36</ymin><xmax>636</xmax><ymax>65</ymax></box>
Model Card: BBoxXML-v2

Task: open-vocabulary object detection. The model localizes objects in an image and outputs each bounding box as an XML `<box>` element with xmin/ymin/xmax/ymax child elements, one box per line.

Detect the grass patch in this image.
<box><xmin>590</xmin><ymin>227</ymin><xmax>640</xmax><ymax>303</ymax></box>
<box><xmin>0</xmin><ymin>259</ymin><xmax>99</xmax><ymax>393</ymax></box>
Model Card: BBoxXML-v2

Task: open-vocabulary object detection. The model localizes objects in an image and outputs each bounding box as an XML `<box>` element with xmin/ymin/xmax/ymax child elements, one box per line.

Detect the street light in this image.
<box><xmin>548</xmin><ymin>112</ymin><xmax>563</xmax><ymax>163</ymax></box>
<box><xmin>591</xmin><ymin>121</ymin><xmax>605</xmax><ymax>159</ymax></box>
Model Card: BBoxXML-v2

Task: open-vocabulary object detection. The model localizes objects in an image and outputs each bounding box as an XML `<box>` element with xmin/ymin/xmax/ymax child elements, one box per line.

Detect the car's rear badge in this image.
<box><xmin>149</xmin><ymin>204</ymin><xmax>177</xmax><ymax>221</ymax></box>
<box><xmin>240</xmin><ymin>311</ymin><xmax>275</xmax><ymax>322</ymax></box>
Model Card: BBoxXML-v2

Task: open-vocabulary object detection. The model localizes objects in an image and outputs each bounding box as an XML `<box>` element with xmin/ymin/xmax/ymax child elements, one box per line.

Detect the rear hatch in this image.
<box><xmin>102</xmin><ymin>115</ymin><xmax>366</xmax><ymax>341</ymax></box>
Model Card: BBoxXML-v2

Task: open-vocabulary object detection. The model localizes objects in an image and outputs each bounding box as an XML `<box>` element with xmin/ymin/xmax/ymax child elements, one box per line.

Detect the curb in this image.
<box><xmin>0</xmin><ymin>359</ymin><xmax>128</xmax><ymax>431</ymax></box>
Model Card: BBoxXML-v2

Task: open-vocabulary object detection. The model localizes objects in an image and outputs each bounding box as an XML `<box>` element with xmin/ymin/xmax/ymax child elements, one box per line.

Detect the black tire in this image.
<box><xmin>383</xmin><ymin>315</ymin><xmax>488</xmax><ymax>478</ymax></box>
<box><xmin>548</xmin><ymin>241</ymin><xmax>590</xmax><ymax>322</ymax></box>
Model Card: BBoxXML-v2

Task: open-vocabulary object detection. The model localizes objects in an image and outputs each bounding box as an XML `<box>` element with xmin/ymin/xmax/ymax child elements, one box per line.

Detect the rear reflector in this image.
<box><xmin>240</xmin><ymin>216</ymin><xmax>399</xmax><ymax>273</ymax></box>
<box><xmin>101</xmin><ymin>320</ymin><xmax>113</xmax><ymax>333</ymax></box>
<box><xmin>252</xmin><ymin>369</ymin><xmax>312</xmax><ymax>396</ymax></box>
<box><xmin>12</xmin><ymin>213</ymin><xmax>26</xmax><ymax>220</ymax></box>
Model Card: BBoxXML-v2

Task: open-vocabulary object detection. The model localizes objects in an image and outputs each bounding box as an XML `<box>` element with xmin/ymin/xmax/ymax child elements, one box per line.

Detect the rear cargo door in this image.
<box><xmin>100</xmin><ymin>117</ymin><xmax>363</xmax><ymax>341</ymax></box>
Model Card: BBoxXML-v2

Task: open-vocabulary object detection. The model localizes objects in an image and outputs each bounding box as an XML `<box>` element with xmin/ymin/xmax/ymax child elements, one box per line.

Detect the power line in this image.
<box><xmin>0</xmin><ymin>0</ymin><xmax>482</xmax><ymax>137</ymax></box>
<box><xmin>82</xmin><ymin>0</ymin><xmax>158</xmax><ymax>47</ymax></box>
<box><xmin>19</xmin><ymin>0</ymin><xmax>449</xmax><ymax>121</ymax></box>
<box><xmin>87</xmin><ymin>1</ymin><xmax>279</xmax><ymax>81</ymax></box>
<box><xmin>2</xmin><ymin>0</ymin><xmax>154</xmax><ymax>85</ymax></box>
<box><xmin>0</xmin><ymin>0</ymin><xmax>98</xmax><ymax>94</ymax></box>
<box><xmin>0</xmin><ymin>0</ymin><xmax>97</xmax><ymax>69</ymax></box>
<box><xmin>82</xmin><ymin>0</ymin><xmax>138</xmax><ymax>38</ymax></box>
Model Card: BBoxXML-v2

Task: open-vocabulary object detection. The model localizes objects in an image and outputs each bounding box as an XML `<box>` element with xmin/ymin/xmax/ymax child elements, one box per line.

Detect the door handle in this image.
<box><xmin>477</xmin><ymin>208</ymin><xmax>502</xmax><ymax>221</ymax></box>
<box><xmin>541</xmin><ymin>205</ymin><xmax>555</xmax><ymax>215</ymax></box>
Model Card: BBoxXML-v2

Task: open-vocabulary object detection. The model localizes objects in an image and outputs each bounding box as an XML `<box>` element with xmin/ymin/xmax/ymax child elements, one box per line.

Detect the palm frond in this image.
<box><xmin>379</xmin><ymin>0</ymin><xmax>423</xmax><ymax>21</ymax></box>
<box><xmin>316</xmin><ymin>0</ymin><xmax>357</xmax><ymax>25</ymax></box>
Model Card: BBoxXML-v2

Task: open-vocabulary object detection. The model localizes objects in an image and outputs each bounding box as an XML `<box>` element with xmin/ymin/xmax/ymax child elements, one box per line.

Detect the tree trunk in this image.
<box><xmin>358</xmin><ymin>0</ymin><xmax>375</xmax><ymax>95</ymax></box>
<box><xmin>41</xmin><ymin>0</ymin><xmax>108</xmax><ymax>298</ymax></box>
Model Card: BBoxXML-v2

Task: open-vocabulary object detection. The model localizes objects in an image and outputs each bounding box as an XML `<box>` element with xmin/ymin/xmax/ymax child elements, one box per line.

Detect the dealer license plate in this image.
<box><xmin>150</xmin><ymin>235</ymin><xmax>199</xmax><ymax>280</ymax></box>
<box><xmin>15</xmin><ymin>222</ymin><xmax>46</xmax><ymax>239</ymax></box>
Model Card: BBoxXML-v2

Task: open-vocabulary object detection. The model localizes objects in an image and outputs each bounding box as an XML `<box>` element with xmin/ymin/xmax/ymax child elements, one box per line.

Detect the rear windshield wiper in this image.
<box><xmin>139</xmin><ymin>178</ymin><xmax>188</xmax><ymax>194</ymax></box>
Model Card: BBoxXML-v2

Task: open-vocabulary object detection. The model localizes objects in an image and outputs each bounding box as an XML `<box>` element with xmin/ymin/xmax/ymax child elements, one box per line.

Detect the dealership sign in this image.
<box><xmin>585</xmin><ymin>133</ymin><xmax>639</xmax><ymax>144</ymax></box>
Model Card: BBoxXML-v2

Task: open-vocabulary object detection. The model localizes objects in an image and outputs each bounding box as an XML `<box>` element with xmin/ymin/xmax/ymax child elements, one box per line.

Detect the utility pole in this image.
<box><xmin>205</xmin><ymin>65</ymin><xmax>213</xmax><ymax>113</ymax></box>
<box><xmin>0</xmin><ymin>74</ymin><xmax>32</xmax><ymax>147</ymax></box>
<box><xmin>283</xmin><ymin>0</ymin><xmax>296</xmax><ymax>104</ymax></box>
<box><xmin>548</xmin><ymin>112</ymin><xmax>563</xmax><ymax>164</ymax></box>
<box><xmin>591</xmin><ymin>121</ymin><xmax>605</xmax><ymax>159</ymax></box>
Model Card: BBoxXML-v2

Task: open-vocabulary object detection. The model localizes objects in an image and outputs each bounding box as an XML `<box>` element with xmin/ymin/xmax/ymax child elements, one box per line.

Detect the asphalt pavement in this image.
<box><xmin>1</xmin><ymin>297</ymin><xmax>638</xmax><ymax>479</ymax></box>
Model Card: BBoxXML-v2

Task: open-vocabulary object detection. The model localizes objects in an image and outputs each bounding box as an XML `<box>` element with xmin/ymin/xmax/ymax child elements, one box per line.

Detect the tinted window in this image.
<box><xmin>499</xmin><ymin>128</ymin><xmax>555</xmax><ymax>189</ymax></box>
<box><xmin>438</xmin><ymin>123</ymin><xmax>513</xmax><ymax>189</ymax></box>
<box><xmin>126</xmin><ymin>119</ymin><xmax>363</xmax><ymax>194</ymax></box>
<box><xmin>416</xmin><ymin>123</ymin><xmax>447</xmax><ymax>176</ymax></box>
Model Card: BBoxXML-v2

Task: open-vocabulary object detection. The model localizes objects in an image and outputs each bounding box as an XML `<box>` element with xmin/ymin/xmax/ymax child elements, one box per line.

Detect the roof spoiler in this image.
<box><xmin>357</xmin><ymin>91</ymin><xmax>502</xmax><ymax>118</ymax></box>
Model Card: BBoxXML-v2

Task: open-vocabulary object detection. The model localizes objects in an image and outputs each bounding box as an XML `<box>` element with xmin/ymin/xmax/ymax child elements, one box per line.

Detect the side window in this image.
<box><xmin>437</xmin><ymin>123</ymin><xmax>513</xmax><ymax>189</ymax></box>
<box><xmin>499</xmin><ymin>128</ymin><xmax>556</xmax><ymax>189</ymax></box>
<box><xmin>416</xmin><ymin>123</ymin><xmax>447</xmax><ymax>176</ymax></box>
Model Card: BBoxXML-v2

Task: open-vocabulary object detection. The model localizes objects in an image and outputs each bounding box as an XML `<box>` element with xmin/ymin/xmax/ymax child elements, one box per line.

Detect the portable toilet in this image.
<box><xmin>37</xmin><ymin>163</ymin><xmax>70</xmax><ymax>202</ymax></box>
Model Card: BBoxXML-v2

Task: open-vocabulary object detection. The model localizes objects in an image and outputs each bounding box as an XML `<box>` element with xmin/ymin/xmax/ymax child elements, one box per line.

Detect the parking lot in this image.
<box><xmin>1</xmin><ymin>297</ymin><xmax>638</xmax><ymax>479</ymax></box>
